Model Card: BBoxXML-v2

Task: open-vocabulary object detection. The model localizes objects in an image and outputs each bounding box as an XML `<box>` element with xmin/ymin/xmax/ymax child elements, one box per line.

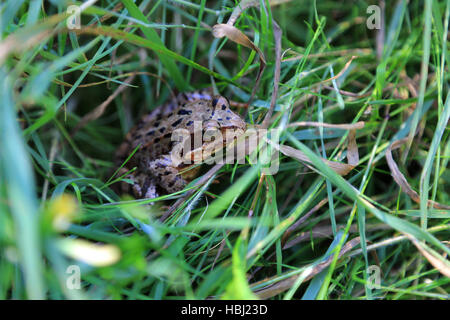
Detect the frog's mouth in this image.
<box><xmin>220</xmin><ymin>124</ymin><xmax>246</xmax><ymax>132</ymax></box>
<box><xmin>221</xmin><ymin>117</ymin><xmax>247</xmax><ymax>132</ymax></box>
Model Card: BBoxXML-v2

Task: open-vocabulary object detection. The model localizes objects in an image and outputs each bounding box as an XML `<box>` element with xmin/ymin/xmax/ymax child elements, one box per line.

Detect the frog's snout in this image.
<box><xmin>230</xmin><ymin>116</ymin><xmax>246</xmax><ymax>131</ymax></box>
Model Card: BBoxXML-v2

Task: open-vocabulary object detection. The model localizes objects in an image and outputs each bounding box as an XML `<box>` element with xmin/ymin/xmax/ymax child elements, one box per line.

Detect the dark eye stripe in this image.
<box><xmin>177</xmin><ymin>109</ymin><xmax>192</xmax><ymax>115</ymax></box>
<box><xmin>171</xmin><ymin>118</ymin><xmax>183</xmax><ymax>127</ymax></box>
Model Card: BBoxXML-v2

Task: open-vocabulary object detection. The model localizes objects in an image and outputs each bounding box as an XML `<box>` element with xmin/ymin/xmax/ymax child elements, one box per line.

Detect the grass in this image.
<box><xmin>0</xmin><ymin>0</ymin><xmax>449</xmax><ymax>300</ymax></box>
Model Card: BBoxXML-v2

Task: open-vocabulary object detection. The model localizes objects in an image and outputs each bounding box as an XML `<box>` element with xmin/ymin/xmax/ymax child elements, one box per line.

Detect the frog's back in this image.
<box><xmin>115</xmin><ymin>88</ymin><xmax>213</xmax><ymax>166</ymax></box>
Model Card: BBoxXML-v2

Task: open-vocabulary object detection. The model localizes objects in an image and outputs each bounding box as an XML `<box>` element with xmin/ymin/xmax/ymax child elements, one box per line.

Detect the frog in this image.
<box><xmin>114</xmin><ymin>88</ymin><xmax>247</xmax><ymax>200</ymax></box>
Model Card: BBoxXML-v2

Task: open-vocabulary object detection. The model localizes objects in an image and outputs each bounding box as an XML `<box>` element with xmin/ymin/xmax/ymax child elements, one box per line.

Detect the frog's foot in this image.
<box><xmin>132</xmin><ymin>173</ymin><xmax>159</xmax><ymax>200</ymax></box>
<box><xmin>149</xmin><ymin>156</ymin><xmax>187</xmax><ymax>194</ymax></box>
<box><xmin>118</xmin><ymin>168</ymin><xmax>159</xmax><ymax>200</ymax></box>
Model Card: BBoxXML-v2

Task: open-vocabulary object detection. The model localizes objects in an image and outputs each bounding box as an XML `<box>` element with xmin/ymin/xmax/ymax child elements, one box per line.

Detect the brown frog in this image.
<box><xmin>115</xmin><ymin>88</ymin><xmax>246</xmax><ymax>199</ymax></box>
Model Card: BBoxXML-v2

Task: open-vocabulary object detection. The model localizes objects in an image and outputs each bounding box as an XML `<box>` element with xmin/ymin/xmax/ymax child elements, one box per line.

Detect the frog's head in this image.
<box><xmin>202</xmin><ymin>96</ymin><xmax>246</xmax><ymax>133</ymax></box>
<box><xmin>180</xmin><ymin>96</ymin><xmax>246</xmax><ymax>164</ymax></box>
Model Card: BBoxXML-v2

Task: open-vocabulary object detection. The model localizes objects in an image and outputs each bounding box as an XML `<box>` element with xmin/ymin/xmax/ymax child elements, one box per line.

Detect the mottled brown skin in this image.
<box><xmin>115</xmin><ymin>89</ymin><xmax>246</xmax><ymax>199</ymax></box>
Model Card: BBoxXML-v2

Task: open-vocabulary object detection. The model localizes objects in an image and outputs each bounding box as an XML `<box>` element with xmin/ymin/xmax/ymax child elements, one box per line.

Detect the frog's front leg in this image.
<box><xmin>118</xmin><ymin>167</ymin><xmax>159</xmax><ymax>199</ymax></box>
<box><xmin>149</xmin><ymin>155</ymin><xmax>187</xmax><ymax>194</ymax></box>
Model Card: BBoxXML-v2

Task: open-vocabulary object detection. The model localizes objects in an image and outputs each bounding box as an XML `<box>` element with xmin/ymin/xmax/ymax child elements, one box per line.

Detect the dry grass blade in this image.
<box><xmin>322</xmin><ymin>85</ymin><xmax>371</xmax><ymax>98</ymax></box>
<box><xmin>0</xmin><ymin>18</ymin><xmax>58</xmax><ymax>65</ymax></box>
<box><xmin>386</xmin><ymin>139</ymin><xmax>450</xmax><ymax>210</ymax></box>
<box><xmin>0</xmin><ymin>1</ymin><xmax>102</xmax><ymax>65</ymax></box>
<box><xmin>287</xmin><ymin>121</ymin><xmax>365</xmax><ymax>130</ymax></box>
<box><xmin>211</xmin><ymin>0</ymin><xmax>284</xmax><ymax>107</ymax></box>
<box><xmin>274</xmin><ymin>122</ymin><xmax>364</xmax><ymax>175</ymax></box>
<box><xmin>41</xmin><ymin>136</ymin><xmax>58</xmax><ymax>202</ymax></box>
<box><xmin>212</xmin><ymin>25</ymin><xmax>262</xmax><ymax>55</ymax></box>
<box><xmin>282</xmin><ymin>48</ymin><xmax>371</xmax><ymax>61</ymax></box>
<box><xmin>405</xmin><ymin>234</ymin><xmax>450</xmax><ymax>278</ymax></box>
<box><xmin>279</xmin><ymin>145</ymin><xmax>355</xmax><ymax>176</ymax></box>
<box><xmin>96</xmin><ymin>2</ymin><xmax>124</xmax><ymax>25</ymax></box>
<box><xmin>313</xmin><ymin>55</ymin><xmax>357</xmax><ymax>87</ymax></box>
<box><xmin>213</xmin><ymin>1</ymin><xmax>289</xmax><ymax>113</ymax></box>
<box><xmin>281</xmin><ymin>198</ymin><xmax>329</xmax><ymax>245</ymax></box>
<box><xmin>212</xmin><ymin>23</ymin><xmax>266</xmax><ymax>105</ymax></box>
<box><xmin>346</xmin><ymin>129</ymin><xmax>359</xmax><ymax>166</ymax></box>
<box><xmin>252</xmin><ymin>237</ymin><xmax>361</xmax><ymax>299</ymax></box>
<box><xmin>284</xmin><ymin>223</ymin><xmax>390</xmax><ymax>249</ymax></box>
<box><xmin>53</xmin><ymin>71</ymin><xmax>169</xmax><ymax>89</ymax></box>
